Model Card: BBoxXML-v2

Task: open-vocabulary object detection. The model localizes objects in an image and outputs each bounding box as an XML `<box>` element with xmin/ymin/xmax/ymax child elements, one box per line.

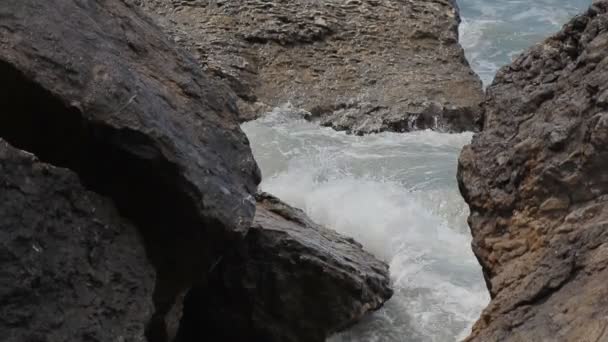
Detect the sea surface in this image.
<box><xmin>459</xmin><ymin>0</ymin><xmax>591</xmax><ymax>86</ymax></box>
<box><xmin>241</xmin><ymin>1</ymin><xmax>591</xmax><ymax>341</ymax></box>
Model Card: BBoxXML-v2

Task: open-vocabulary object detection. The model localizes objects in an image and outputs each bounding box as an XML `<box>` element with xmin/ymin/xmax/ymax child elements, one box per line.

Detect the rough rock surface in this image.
<box><xmin>458</xmin><ymin>2</ymin><xmax>608</xmax><ymax>341</ymax></box>
<box><xmin>0</xmin><ymin>139</ymin><xmax>155</xmax><ymax>342</ymax></box>
<box><xmin>175</xmin><ymin>193</ymin><xmax>393</xmax><ymax>342</ymax></box>
<box><xmin>1</xmin><ymin>2</ymin><xmax>395</xmax><ymax>341</ymax></box>
<box><xmin>0</xmin><ymin>0</ymin><xmax>259</xmax><ymax>340</ymax></box>
<box><xmin>0</xmin><ymin>0</ymin><xmax>260</xmax><ymax>234</ymax></box>
<box><xmin>131</xmin><ymin>0</ymin><xmax>484</xmax><ymax>134</ymax></box>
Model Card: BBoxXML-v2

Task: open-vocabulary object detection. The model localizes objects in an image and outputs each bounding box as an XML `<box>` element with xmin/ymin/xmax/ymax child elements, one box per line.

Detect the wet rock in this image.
<box><xmin>1</xmin><ymin>0</ymin><xmax>392</xmax><ymax>340</ymax></box>
<box><xmin>131</xmin><ymin>0</ymin><xmax>484</xmax><ymax>134</ymax></box>
<box><xmin>0</xmin><ymin>0</ymin><xmax>259</xmax><ymax>340</ymax></box>
<box><xmin>458</xmin><ymin>2</ymin><xmax>608</xmax><ymax>340</ymax></box>
<box><xmin>175</xmin><ymin>193</ymin><xmax>393</xmax><ymax>342</ymax></box>
<box><xmin>0</xmin><ymin>139</ymin><xmax>155</xmax><ymax>342</ymax></box>
<box><xmin>0</xmin><ymin>0</ymin><xmax>260</xmax><ymax>234</ymax></box>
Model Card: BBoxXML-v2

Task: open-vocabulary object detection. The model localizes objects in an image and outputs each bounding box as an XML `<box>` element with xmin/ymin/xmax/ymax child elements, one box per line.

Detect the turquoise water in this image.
<box><xmin>242</xmin><ymin>1</ymin><xmax>592</xmax><ymax>341</ymax></box>
<box><xmin>459</xmin><ymin>0</ymin><xmax>591</xmax><ymax>85</ymax></box>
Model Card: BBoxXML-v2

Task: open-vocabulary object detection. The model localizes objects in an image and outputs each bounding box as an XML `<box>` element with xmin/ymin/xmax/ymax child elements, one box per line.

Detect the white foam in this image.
<box><xmin>242</xmin><ymin>109</ymin><xmax>488</xmax><ymax>341</ymax></box>
<box><xmin>236</xmin><ymin>2</ymin><xmax>593</xmax><ymax>340</ymax></box>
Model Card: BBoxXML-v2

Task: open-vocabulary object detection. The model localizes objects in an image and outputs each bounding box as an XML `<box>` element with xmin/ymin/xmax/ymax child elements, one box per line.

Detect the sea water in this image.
<box><xmin>459</xmin><ymin>0</ymin><xmax>591</xmax><ymax>86</ymax></box>
<box><xmin>241</xmin><ymin>0</ymin><xmax>591</xmax><ymax>340</ymax></box>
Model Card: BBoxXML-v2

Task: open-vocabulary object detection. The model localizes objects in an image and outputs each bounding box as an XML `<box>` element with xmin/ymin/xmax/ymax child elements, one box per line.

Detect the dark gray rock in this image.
<box><xmin>0</xmin><ymin>0</ymin><xmax>260</xmax><ymax>340</ymax></box>
<box><xmin>458</xmin><ymin>2</ymin><xmax>608</xmax><ymax>340</ymax></box>
<box><xmin>131</xmin><ymin>0</ymin><xmax>484</xmax><ymax>134</ymax></box>
<box><xmin>175</xmin><ymin>193</ymin><xmax>393</xmax><ymax>342</ymax></box>
<box><xmin>0</xmin><ymin>0</ymin><xmax>260</xmax><ymax>235</ymax></box>
<box><xmin>0</xmin><ymin>1</ymin><xmax>393</xmax><ymax>341</ymax></box>
<box><xmin>0</xmin><ymin>139</ymin><xmax>155</xmax><ymax>342</ymax></box>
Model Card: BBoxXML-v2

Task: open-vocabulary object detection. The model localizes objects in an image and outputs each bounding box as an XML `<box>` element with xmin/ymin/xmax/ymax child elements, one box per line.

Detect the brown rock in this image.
<box><xmin>458</xmin><ymin>2</ymin><xmax>608</xmax><ymax>341</ymax></box>
<box><xmin>131</xmin><ymin>0</ymin><xmax>484</xmax><ymax>134</ymax></box>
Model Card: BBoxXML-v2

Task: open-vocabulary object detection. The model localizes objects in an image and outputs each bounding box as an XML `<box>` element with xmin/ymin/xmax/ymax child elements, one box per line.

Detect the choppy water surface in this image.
<box><xmin>242</xmin><ymin>109</ymin><xmax>487</xmax><ymax>341</ymax></box>
<box><xmin>459</xmin><ymin>0</ymin><xmax>591</xmax><ymax>86</ymax></box>
<box><xmin>242</xmin><ymin>1</ymin><xmax>591</xmax><ymax>341</ymax></box>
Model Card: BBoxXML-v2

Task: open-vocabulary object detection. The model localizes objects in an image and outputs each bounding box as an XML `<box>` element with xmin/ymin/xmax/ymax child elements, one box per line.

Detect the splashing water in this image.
<box><xmin>241</xmin><ymin>0</ymin><xmax>591</xmax><ymax>340</ymax></box>
<box><xmin>242</xmin><ymin>108</ymin><xmax>488</xmax><ymax>341</ymax></box>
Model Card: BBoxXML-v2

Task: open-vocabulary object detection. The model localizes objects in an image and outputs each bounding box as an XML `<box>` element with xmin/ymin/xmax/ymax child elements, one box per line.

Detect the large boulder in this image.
<box><xmin>0</xmin><ymin>139</ymin><xmax>155</xmax><ymax>342</ymax></box>
<box><xmin>0</xmin><ymin>0</ymin><xmax>259</xmax><ymax>339</ymax></box>
<box><xmin>0</xmin><ymin>0</ymin><xmax>260</xmax><ymax>235</ymax></box>
<box><xmin>175</xmin><ymin>193</ymin><xmax>393</xmax><ymax>342</ymax></box>
<box><xmin>458</xmin><ymin>2</ymin><xmax>608</xmax><ymax>341</ymax></box>
<box><xmin>132</xmin><ymin>0</ymin><xmax>484</xmax><ymax>134</ymax></box>
<box><xmin>1</xmin><ymin>1</ymin><xmax>393</xmax><ymax>340</ymax></box>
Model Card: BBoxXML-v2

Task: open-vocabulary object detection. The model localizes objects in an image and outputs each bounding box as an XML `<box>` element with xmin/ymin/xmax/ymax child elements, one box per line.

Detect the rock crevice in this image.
<box><xmin>1</xmin><ymin>0</ymin><xmax>260</xmax><ymax>340</ymax></box>
<box><xmin>0</xmin><ymin>60</ymin><xmax>214</xmax><ymax>341</ymax></box>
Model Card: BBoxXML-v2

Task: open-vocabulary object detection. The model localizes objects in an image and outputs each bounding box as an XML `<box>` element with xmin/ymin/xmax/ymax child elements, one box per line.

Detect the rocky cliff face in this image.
<box><xmin>458</xmin><ymin>2</ymin><xmax>608</xmax><ymax>340</ymax></box>
<box><xmin>132</xmin><ymin>0</ymin><xmax>483</xmax><ymax>134</ymax></box>
<box><xmin>0</xmin><ymin>0</ymin><xmax>392</xmax><ymax>340</ymax></box>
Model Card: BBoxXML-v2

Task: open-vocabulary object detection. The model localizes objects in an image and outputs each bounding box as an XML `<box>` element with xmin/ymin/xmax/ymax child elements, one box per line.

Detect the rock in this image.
<box><xmin>131</xmin><ymin>0</ymin><xmax>484</xmax><ymax>134</ymax></box>
<box><xmin>174</xmin><ymin>193</ymin><xmax>393</xmax><ymax>342</ymax></box>
<box><xmin>1</xmin><ymin>1</ymin><xmax>394</xmax><ymax>340</ymax></box>
<box><xmin>458</xmin><ymin>2</ymin><xmax>608</xmax><ymax>341</ymax></box>
<box><xmin>0</xmin><ymin>0</ymin><xmax>259</xmax><ymax>340</ymax></box>
<box><xmin>0</xmin><ymin>139</ymin><xmax>155</xmax><ymax>342</ymax></box>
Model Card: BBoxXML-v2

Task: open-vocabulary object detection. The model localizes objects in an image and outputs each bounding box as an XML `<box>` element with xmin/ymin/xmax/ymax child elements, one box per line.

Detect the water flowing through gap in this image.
<box><xmin>241</xmin><ymin>1</ymin><xmax>590</xmax><ymax>341</ymax></box>
<box><xmin>243</xmin><ymin>111</ymin><xmax>486</xmax><ymax>341</ymax></box>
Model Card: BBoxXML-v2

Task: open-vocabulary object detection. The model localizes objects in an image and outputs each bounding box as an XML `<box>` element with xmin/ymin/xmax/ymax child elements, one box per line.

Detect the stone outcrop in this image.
<box><xmin>0</xmin><ymin>1</ymin><xmax>392</xmax><ymax>341</ymax></box>
<box><xmin>458</xmin><ymin>2</ymin><xmax>608</xmax><ymax>341</ymax></box>
<box><xmin>0</xmin><ymin>0</ymin><xmax>260</xmax><ymax>234</ymax></box>
<box><xmin>0</xmin><ymin>140</ymin><xmax>155</xmax><ymax>342</ymax></box>
<box><xmin>1</xmin><ymin>0</ymin><xmax>260</xmax><ymax>339</ymax></box>
<box><xmin>131</xmin><ymin>0</ymin><xmax>484</xmax><ymax>134</ymax></box>
<box><xmin>175</xmin><ymin>193</ymin><xmax>393</xmax><ymax>342</ymax></box>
